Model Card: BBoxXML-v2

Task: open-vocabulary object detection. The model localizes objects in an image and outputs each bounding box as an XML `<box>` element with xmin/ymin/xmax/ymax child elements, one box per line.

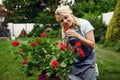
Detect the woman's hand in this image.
<box><xmin>65</xmin><ymin>29</ymin><xmax>80</xmax><ymax>38</ymax></box>
<box><xmin>65</xmin><ymin>29</ymin><xmax>95</xmax><ymax>49</ymax></box>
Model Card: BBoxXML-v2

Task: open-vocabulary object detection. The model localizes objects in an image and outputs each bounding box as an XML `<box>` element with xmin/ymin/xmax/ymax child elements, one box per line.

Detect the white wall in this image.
<box><xmin>102</xmin><ymin>12</ymin><xmax>114</xmax><ymax>25</ymax></box>
<box><xmin>7</xmin><ymin>23</ymin><xmax>44</xmax><ymax>37</ymax></box>
<box><xmin>7</xmin><ymin>23</ymin><xmax>41</xmax><ymax>37</ymax></box>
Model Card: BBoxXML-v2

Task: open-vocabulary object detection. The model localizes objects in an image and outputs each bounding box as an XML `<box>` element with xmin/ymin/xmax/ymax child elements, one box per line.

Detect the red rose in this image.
<box><xmin>77</xmin><ymin>48</ymin><xmax>85</xmax><ymax>58</ymax></box>
<box><xmin>12</xmin><ymin>41</ymin><xmax>20</xmax><ymax>47</ymax></box>
<box><xmin>51</xmin><ymin>59</ymin><xmax>59</xmax><ymax>68</ymax></box>
<box><xmin>22</xmin><ymin>60</ymin><xmax>28</xmax><ymax>65</ymax></box>
<box><xmin>40</xmin><ymin>33</ymin><xmax>47</xmax><ymax>37</ymax></box>
<box><xmin>60</xmin><ymin>44</ymin><xmax>67</xmax><ymax>50</ymax></box>
<box><xmin>64</xmin><ymin>25</ymin><xmax>70</xmax><ymax>32</ymax></box>
<box><xmin>70</xmin><ymin>46</ymin><xmax>74</xmax><ymax>51</ymax></box>
<box><xmin>31</xmin><ymin>42</ymin><xmax>37</xmax><ymax>46</ymax></box>
<box><xmin>75</xmin><ymin>42</ymin><xmax>81</xmax><ymax>47</ymax></box>
<box><xmin>38</xmin><ymin>41</ymin><xmax>42</xmax><ymax>45</ymax></box>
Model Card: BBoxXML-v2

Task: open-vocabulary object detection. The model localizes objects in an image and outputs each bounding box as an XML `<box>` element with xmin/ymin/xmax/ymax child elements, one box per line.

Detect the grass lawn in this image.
<box><xmin>0</xmin><ymin>38</ymin><xmax>120</xmax><ymax>80</ymax></box>
<box><xmin>0</xmin><ymin>39</ymin><xmax>37</xmax><ymax>80</ymax></box>
<box><xmin>96</xmin><ymin>44</ymin><xmax>120</xmax><ymax>80</ymax></box>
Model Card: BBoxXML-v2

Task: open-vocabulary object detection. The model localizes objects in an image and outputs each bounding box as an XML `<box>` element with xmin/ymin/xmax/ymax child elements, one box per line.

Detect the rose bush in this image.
<box><xmin>11</xmin><ymin>33</ymin><xmax>78</xmax><ymax>80</ymax></box>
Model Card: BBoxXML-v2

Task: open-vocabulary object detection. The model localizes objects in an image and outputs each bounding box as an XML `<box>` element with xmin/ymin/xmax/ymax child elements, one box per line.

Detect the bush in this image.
<box><xmin>100</xmin><ymin>40</ymin><xmax>120</xmax><ymax>52</ymax></box>
<box><xmin>47</xmin><ymin>30</ymin><xmax>60</xmax><ymax>38</ymax></box>
<box><xmin>27</xmin><ymin>24</ymin><xmax>44</xmax><ymax>37</ymax></box>
<box><xmin>89</xmin><ymin>17</ymin><xmax>107</xmax><ymax>43</ymax></box>
<box><xmin>113</xmin><ymin>42</ymin><xmax>120</xmax><ymax>52</ymax></box>
<box><xmin>11</xmin><ymin>33</ymin><xmax>78</xmax><ymax>79</ymax></box>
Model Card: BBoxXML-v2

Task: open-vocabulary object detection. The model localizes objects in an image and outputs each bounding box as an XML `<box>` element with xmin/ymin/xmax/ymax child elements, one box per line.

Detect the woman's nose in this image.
<box><xmin>63</xmin><ymin>19</ymin><xmax>67</xmax><ymax>23</ymax></box>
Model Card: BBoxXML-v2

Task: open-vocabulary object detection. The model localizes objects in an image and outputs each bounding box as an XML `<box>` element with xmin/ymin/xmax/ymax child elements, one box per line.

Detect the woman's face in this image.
<box><xmin>56</xmin><ymin>13</ymin><xmax>74</xmax><ymax>27</ymax></box>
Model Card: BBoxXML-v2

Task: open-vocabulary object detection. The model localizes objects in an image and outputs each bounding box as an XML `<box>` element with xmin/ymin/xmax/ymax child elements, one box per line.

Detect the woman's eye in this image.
<box><xmin>59</xmin><ymin>16</ymin><xmax>68</xmax><ymax>23</ymax></box>
<box><xmin>64</xmin><ymin>16</ymin><xmax>68</xmax><ymax>19</ymax></box>
<box><xmin>60</xmin><ymin>19</ymin><xmax>64</xmax><ymax>22</ymax></box>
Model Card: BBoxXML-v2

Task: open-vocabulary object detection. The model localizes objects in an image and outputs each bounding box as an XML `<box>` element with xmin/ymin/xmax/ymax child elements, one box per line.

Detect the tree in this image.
<box><xmin>106</xmin><ymin>0</ymin><xmax>120</xmax><ymax>42</ymax></box>
<box><xmin>2</xmin><ymin>0</ymin><xmax>76</xmax><ymax>23</ymax></box>
<box><xmin>2</xmin><ymin>0</ymin><xmax>48</xmax><ymax>23</ymax></box>
<box><xmin>2</xmin><ymin>0</ymin><xmax>117</xmax><ymax>24</ymax></box>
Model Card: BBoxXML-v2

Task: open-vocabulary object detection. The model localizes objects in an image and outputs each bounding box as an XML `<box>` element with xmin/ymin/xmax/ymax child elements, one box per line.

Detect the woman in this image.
<box><xmin>55</xmin><ymin>6</ymin><xmax>96</xmax><ymax>80</ymax></box>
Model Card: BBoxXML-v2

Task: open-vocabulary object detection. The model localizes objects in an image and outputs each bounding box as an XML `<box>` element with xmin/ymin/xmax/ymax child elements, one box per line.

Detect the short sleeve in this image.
<box><xmin>78</xmin><ymin>19</ymin><xmax>94</xmax><ymax>37</ymax></box>
<box><xmin>84</xmin><ymin>20</ymin><xmax>94</xmax><ymax>34</ymax></box>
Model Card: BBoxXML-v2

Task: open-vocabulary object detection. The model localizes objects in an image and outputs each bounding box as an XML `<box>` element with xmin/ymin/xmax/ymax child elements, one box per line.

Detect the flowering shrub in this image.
<box><xmin>11</xmin><ymin>33</ymin><xmax>78</xmax><ymax>79</ymax></box>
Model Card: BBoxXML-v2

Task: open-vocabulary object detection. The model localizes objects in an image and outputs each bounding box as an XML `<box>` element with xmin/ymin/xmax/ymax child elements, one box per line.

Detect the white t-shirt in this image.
<box><xmin>77</xmin><ymin>18</ymin><xmax>94</xmax><ymax>38</ymax></box>
<box><xmin>62</xmin><ymin>18</ymin><xmax>94</xmax><ymax>39</ymax></box>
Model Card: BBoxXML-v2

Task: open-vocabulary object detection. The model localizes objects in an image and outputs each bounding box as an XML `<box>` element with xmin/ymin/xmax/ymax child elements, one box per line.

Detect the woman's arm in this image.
<box><xmin>65</xmin><ymin>29</ymin><xmax>95</xmax><ymax>49</ymax></box>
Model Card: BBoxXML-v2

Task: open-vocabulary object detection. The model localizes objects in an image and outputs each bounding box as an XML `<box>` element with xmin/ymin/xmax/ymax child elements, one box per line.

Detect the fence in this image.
<box><xmin>7</xmin><ymin>23</ymin><xmax>43</xmax><ymax>37</ymax></box>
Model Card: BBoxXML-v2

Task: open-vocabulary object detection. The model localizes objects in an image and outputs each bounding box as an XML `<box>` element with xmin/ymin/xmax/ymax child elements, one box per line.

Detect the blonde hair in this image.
<box><xmin>55</xmin><ymin>6</ymin><xmax>80</xmax><ymax>33</ymax></box>
<box><xmin>55</xmin><ymin>6</ymin><xmax>80</xmax><ymax>40</ymax></box>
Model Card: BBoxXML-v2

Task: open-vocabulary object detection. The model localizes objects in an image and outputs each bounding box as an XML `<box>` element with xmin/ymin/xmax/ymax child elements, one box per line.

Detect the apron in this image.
<box><xmin>68</xmin><ymin>28</ymin><xmax>96</xmax><ymax>80</ymax></box>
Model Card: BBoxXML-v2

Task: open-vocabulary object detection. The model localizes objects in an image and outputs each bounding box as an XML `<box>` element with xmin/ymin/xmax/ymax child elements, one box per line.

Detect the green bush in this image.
<box><xmin>114</xmin><ymin>43</ymin><xmax>120</xmax><ymax>52</ymax></box>
<box><xmin>72</xmin><ymin>0</ymin><xmax>117</xmax><ymax>17</ymax></box>
<box><xmin>87</xmin><ymin>17</ymin><xmax>107</xmax><ymax>43</ymax></box>
<box><xmin>27</xmin><ymin>24</ymin><xmax>44</xmax><ymax>37</ymax></box>
<box><xmin>102</xmin><ymin>41</ymin><xmax>116</xmax><ymax>47</ymax></box>
<box><xmin>47</xmin><ymin>30</ymin><xmax>60</xmax><ymax>38</ymax></box>
<box><xmin>106</xmin><ymin>0</ymin><xmax>120</xmax><ymax>42</ymax></box>
<box><xmin>100</xmin><ymin>40</ymin><xmax>120</xmax><ymax>52</ymax></box>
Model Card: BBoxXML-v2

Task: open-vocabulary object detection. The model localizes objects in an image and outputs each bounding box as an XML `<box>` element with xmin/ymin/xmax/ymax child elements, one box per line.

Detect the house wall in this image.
<box><xmin>7</xmin><ymin>23</ymin><xmax>35</xmax><ymax>37</ymax></box>
<box><xmin>102</xmin><ymin>12</ymin><xmax>114</xmax><ymax>25</ymax></box>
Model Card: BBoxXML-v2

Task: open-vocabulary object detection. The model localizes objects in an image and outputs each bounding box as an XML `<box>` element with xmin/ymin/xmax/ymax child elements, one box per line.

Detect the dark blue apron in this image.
<box><xmin>68</xmin><ymin>28</ymin><xmax>96</xmax><ymax>80</ymax></box>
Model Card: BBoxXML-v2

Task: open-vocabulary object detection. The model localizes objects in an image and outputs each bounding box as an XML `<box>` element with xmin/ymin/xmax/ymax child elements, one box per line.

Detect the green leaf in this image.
<box><xmin>60</xmin><ymin>61</ymin><xmax>66</xmax><ymax>68</ymax></box>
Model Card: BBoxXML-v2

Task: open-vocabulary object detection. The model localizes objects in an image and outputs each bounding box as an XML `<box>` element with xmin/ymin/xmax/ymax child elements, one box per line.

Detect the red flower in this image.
<box><xmin>38</xmin><ymin>41</ymin><xmax>42</xmax><ymax>45</ymax></box>
<box><xmin>77</xmin><ymin>48</ymin><xmax>85</xmax><ymax>58</ymax></box>
<box><xmin>40</xmin><ymin>33</ymin><xmax>47</xmax><ymax>37</ymax></box>
<box><xmin>60</xmin><ymin>44</ymin><xmax>67</xmax><ymax>50</ymax></box>
<box><xmin>31</xmin><ymin>42</ymin><xmax>37</xmax><ymax>46</ymax></box>
<box><xmin>70</xmin><ymin>46</ymin><xmax>74</xmax><ymax>51</ymax></box>
<box><xmin>64</xmin><ymin>25</ymin><xmax>70</xmax><ymax>32</ymax></box>
<box><xmin>12</xmin><ymin>41</ymin><xmax>20</xmax><ymax>47</ymax></box>
<box><xmin>22</xmin><ymin>60</ymin><xmax>28</xmax><ymax>65</ymax></box>
<box><xmin>51</xmin><ymin>59</ymin><xmax>59</xmax><ymax>68</ymax></box>
<box><xmin>75</xmin><ymin>42</ymin><xmax>81</xmax><ymax>47</ymax></box>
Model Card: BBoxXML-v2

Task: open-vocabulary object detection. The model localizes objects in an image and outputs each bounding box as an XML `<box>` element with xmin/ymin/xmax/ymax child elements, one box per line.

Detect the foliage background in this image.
<box><xmin>2</xmin><ymin>0</ymin><xmax>117</xmax><ymax>23</ymax></box>
<box><xmin>0</xmin><ymin>0</ymin><xmax>120</xmax><ymax>79</ymax></box>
